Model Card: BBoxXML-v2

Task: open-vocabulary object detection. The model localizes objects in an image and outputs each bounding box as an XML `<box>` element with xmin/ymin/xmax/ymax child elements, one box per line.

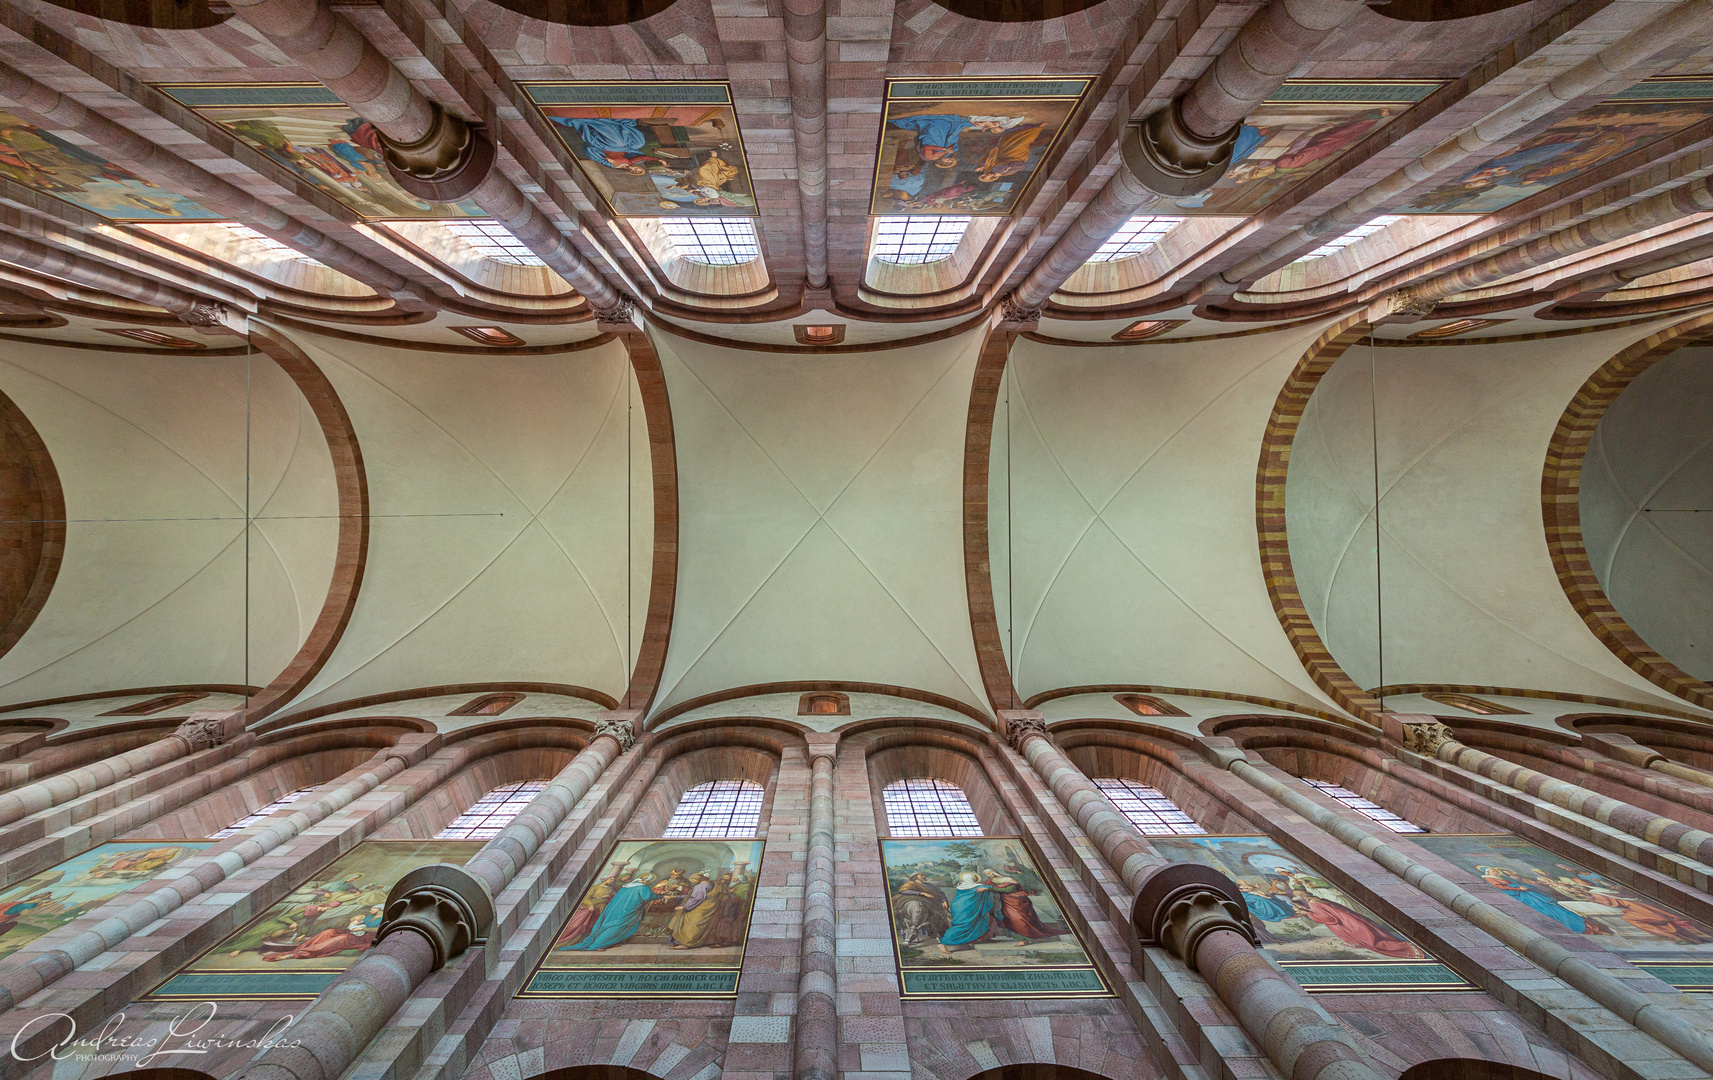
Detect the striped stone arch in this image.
<box><xmin>1541</xmin><ymin>308</ymin><xmax>1713</xmax><ymax>712</ymax></box>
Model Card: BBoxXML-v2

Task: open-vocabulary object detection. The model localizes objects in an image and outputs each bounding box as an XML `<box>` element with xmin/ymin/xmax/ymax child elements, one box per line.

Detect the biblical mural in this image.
<box><xmin>148</xmin><ymin>839</ymin><xmax>482</xmax><ymax>999</ymax></box>
<box><xmin>1166</xmin><ymin>81</ymin><xmax>1441</xmax><ymax>216</ymax></box>
<box><xmin>0</xmin><ymin>841</ymin><xmax>210</xmax><ymax>962</ymax></box>
<box><xmin>0</xmin><ymin>111</ymin><xmax>219</xmax><ymax>222</ymax></box>
<box><xmin>1413</xmin><ymin>833</ymin><xmax>1713</xmax><ymax>991</ymax></box>
<box><xmin>1149</xmin><ymin>836</ymin><xmax>1472</xmax><ymax>991</ymax></box>
<box><xmin>879</xmin><ymin>837</ymin><xmax>1110</xmax><ymax>997</ymax></box>
<box><xmin>520</xmin><ymin>838</ymin><xmax>764</xmax><ymax>996</ymax></box>
<box><xmin>524</xmin><ymin>83</ymin><xmax>758</xmax><ymax>218</ymax></box>
<box><xmin>868</xmin><ymin>78</ymin><xmax>1094</xmax><ymax>216</ymax></box>
<box><xmin>154</xmin><ymin>84</ymin><xmax>483</xmax><ymax>220</ymax></box>
<box><xmin>1402</xmin><ymin>78</ymin><xmax>1713</xmax><ymax>214</ymax></box>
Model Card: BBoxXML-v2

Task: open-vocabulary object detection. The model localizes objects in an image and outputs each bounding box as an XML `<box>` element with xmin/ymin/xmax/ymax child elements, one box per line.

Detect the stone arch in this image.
<box><xmin>964</xmin><ymin>1065</ymin><xmax>1150</xmax><ymax>1080</ymax></box>
<box><xmin>368</xmin><ymin>727</ymin><xmax>589</xmax><ymax>838</ymax></box>
<box><xmin>861</xmin><ymin>727</ymin><xmax>1020</xmax><ymax>837</ymax></box>
<box><xmin>623</xmin><ymin>728</ymin><xmax>784</xmax><ymax>838</ymax></box>
<box><xmin>1542</xmin><ymin>309</ymin><xmax>1713</xmax><ymax>710</ymax></box>
<box><xmin>0</xmin><ymin>387</ymin><xmax>62</xmax><ymax>666</ymax></box>
<box><xmin>1047</xmin><ymin>719</ymin><xmax>1249</xmax><ymax>832</ymax></box>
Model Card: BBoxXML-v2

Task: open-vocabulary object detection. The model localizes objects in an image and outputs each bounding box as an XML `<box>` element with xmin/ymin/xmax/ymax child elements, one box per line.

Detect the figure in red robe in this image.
<box><xmin>1291</xmin><ymin>889</ymin><xmax>1423</xmax><ymax>959</ymax></box>
<box><xmin>983</xmin><ymin>872</ymin><xmax>1067</xmax><ymax>946</ymax></box>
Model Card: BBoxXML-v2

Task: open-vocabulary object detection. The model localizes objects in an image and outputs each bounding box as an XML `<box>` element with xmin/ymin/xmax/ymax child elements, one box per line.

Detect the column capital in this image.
<box><xmin>376</xmin><ymin>863</ymin><xmax>495</xmax><ymax>970</ymax></box>
<box><xmin>804</xmin><ymin>731</ymin><xmax>840</xmax><ymax>766</ymax></box>
<box><xmin>1382</xmin><ymin>713</ymin><xmax>1454</xmax><ymax>756</ymax></box>
<box><xmin>171</xmin><ymin>709</ymin><xmax>245</xmax><ymax>752</ymax></box>
<box><xmin>595</xmin><ymin>296</ymin><xmax>640</xmax><ymax>334</ymax></box>
<box><xmin>1130</xmin><ymin>863</ymin><xmax>1256</xmax><ymax>961</ymax></box>
<box><xmin>1121</xmin><ymin>97</ymin><xmax>1240</xmax><ymax>199</ymax></box>
<box><xmin>382</xmin><ymin>105</ymin><xmax>497</xmax><ymax>203</ymax></box>
<box><xmin>996</xmin><ymin>293</ymin><xmax>1042</xmax><ymax>331</ymax></box>
<box><xmin>998</xmin><ymin>709</ymin><xmax>1049</xmax><ymax>752</ymax></box>
<box><xmin>592</xmin><ymin>710</ymin><xmax>641</xmax><ymax>753</ymax></box>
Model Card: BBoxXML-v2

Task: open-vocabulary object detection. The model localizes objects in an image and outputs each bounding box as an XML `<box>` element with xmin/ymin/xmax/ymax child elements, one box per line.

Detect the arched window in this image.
<box><xmin>448</xmin><ymin>692</ymin><xmax>525</xmax><ymax>717</ymax></box>
<box><xmin>1086</xmin><ymin>215</ymin><xmax>1182</xmax><ymax>262</ymax></box>
<box><xmin>435</xmin><ymin>781</ymin><xmax>548</xmax><ymax>839</ymax></box>
<box><xmin>664</xmin><ymin>779</ymin><xmax>764</xmax><ymax>838</ymax></box>
<box><xmin>1092</xmin><ymin>778</ymin><xmax>1206</xmax><ymax>835</ymax></box>
<box><xmin>871</xmin><ymin>216</ymin><xmax>970</xmax><ymax>265</ymax></box>
<box><xmin>798</xmin><ymin>691</ymin><xmax>849</xmax><ymax>716</ymax></box>
<box><xmin>211</xmin><ymin>787</ymin><xmax>314</xmax><ymax>838</ymax></box>
<box><xmin>100</xmin><ymin>692</ymin><xmax>208</xmax><ymax>716</ymax></box>
<box><xmin>1301</xmin><ymin>778</ymin><xmax>1425</xmax><ymax>833</ymax></box>
<box><xmin>657</xmin><ymin>219</ymin><xmax>760</xmax><ymax>265</ymax></box>
<box><xmin>1114</xmin><ymin>693</ymin><xmax>1189</xmax><ymax>718</ymax></box>
<box><xmin>882</xmin><ymin>778</ymin><xmax>982</xmax><ymax>837</ymax></box>
<box><xmin>441</xmin><ymin>220</ymin><xmax>546</xmax><ymax>265</ymax></box>
<box><xmin>1424</xmin><ymin>692</ymin><xmax>1525</xmax><ymax>715</ymax></box>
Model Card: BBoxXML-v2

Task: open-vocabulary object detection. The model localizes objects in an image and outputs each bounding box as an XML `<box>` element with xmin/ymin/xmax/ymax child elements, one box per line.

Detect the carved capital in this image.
<box><xmin>1131</xmin><ymin>863</ymin><xmax>1256</xmax><ymax>962</ymax></box>
<box><xmin>1386</xmin><ymin>286</ymin><xmax>1439</xmax><ymax>318</ymax></box>
<box><xmin>376</xmin><ymin>863</ymin><xmax>494</xmax><ymax>970</ymax></box>
<box><xmin>998</xmin><ymin>710</ymin><xmax>1048</xmax><ymax>753</ymax></box>
<box><xmin>1400</xmin><ymin>720</ymin><xmax>1455</xmax><ymax>757</ymax></box>
<box><xmin>594</xmin><ymin>296</ymin><xmax>638</xmax><ymax>334</ymax></box>
<box><xmin>593</xmin><ymin>714</ymin><xmax>638</xmax><ymax>754</ymax></box>
<box><xmin>1122</xmin><ymin>98</ymin><xmax>1240</xmax><ymax>199</ymax></box>
<box><xmin>997</xmin><ymin>293</ymin><xmax>1042</xmax><ymax>330</ymax></box>
<box><xmin>171</xmin><ymin>710</ymin><xmax>240</xmax><ymax>751</ymax></box>
<box><xmin>381</xmin><ymin>105</ymin><xmax>497</xmax><ymax>203</ymax></box>
<box><xmin>179</xmin><ymin>301</ymin><xmax>230</xmax><ymax>328</ymax></box>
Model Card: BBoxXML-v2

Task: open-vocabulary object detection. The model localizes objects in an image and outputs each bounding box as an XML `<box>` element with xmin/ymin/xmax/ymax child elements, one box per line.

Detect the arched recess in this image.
<box><xmin>1542</xmin><ymin>310</ymin><xmax>1713</xmax><ymax>711</ymax></box>
<box><xmin>0</xmin><ymin>389</ymin><xmax>62</xmax><ymax>664</ymax></box>
<box><xmin>1255</xmin><ymin>314</ymin><xmax>1384</xmax><ymax>722</ymax></box>
<box><xmin>862</xmin><ymin>727</ymin><xmax>1020</xmax><ymax>836</ymax></box>
<box><xmin>622</xmin><ymin>734</ymin><xmax>782</xmax><ymax>837</ymax></box>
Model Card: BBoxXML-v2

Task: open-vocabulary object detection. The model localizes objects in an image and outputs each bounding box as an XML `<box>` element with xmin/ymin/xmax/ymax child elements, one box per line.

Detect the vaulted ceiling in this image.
<box><xmin>0</xmin><ymin>0</ymin><xmax>1707</xmax><ymax>733</ymax></box>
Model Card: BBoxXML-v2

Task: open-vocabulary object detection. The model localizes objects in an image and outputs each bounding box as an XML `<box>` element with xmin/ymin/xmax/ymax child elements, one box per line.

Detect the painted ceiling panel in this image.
<box><xmin>653</xmin><ymin>328</ymin><xmax>988</xmax><ymax>715</ymax></box>
<box><xmin>998</xmin><ymin>323</ymin><xmax>1346</xmax><ymax>713</ymax></box>
<box><xmin>0</xmin><ymin>344</ymin><xmax>336</xmax><ymax>702</ymax></box>
<box><xmin>281</xmin><ymin>330</ymin><xmax>649</xmax><ymax>714</ymax></box>
<box><xmin>1286</xmin><ymin>323</ymin><xmax>1698</xmax><ymax>706</ymax></box>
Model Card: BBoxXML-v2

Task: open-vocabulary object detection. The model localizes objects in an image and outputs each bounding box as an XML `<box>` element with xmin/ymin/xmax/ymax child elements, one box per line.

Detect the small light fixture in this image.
<box><xmin>794</xmin><ymin>323</ymin><xmax>845</xmax><ymax>345</ymax></box>
<box><xmin>102</xmin><ymin>328</ymin><xmax>205</xmax><ymax>349</ymax></box>
<box><xmin>1408</xmin><ymin>318</ymin><xmax>1509</xmax><ymax>340</ymax></box>
<box><xmin>451</xmin><ymin>325</ymin><xmax>526</xmax><ymax>347</ymax></box>
<box><xmin>1111</xmin><ymin>318</ymin><xmax>1185</xmax><ymax>341</ymax></box>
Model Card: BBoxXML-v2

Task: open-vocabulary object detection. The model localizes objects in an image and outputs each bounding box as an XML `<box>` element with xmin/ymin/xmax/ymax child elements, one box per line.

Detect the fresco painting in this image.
<box><xmin>524</xmin><ymin>83</ymin><xmax>757</xmax><ymax>218</ymax></box>
<box><xmin>148</xmin><ymin>839</ymin><xmax>482</xmax><ymax>999</ymax></box>
<box><xmin>1167</xmin><ymin>81</ymin><xmax>1441</xmax><ymax>215</ymax></box>
<box><xmin>155</xmin><ymin>84</ymin><xmax>483</xmax><ymax>220</ymax></box>
<box><xmin>521</xmin><ymin>838</ymin><xmax>764</xmax><ymax>996</ymax></box>
<box><xmin>879</xmin><ymin>837</ymin><xmax>1110</xmax><ymax>997</ymax></box>
<box><xmin>1149</xmin><ymin>836</ymin><xmax>1473</xmax><ymax>991</ymax></box>
<box><xmin>868</xmin><ymin>78</ymin><xmax>1093</xmax><ymax>216</ymax></box>
<box><xmin>0</xmin><ymin>841</ymin><xmax>210</xmax><ymax>962</ymax></box>
<box><xmin>1413</xmin><ymin>833</ymin><xmax>1713</xmax><ymax>991</ymax></box>
<box><xmin>0</xmin><ymin>111</ymin><xmax>219</xmax><ymax>222</ymax></box>
<box><xmin>1402</xmin><ymin>78</ymin><xmax>1713</xmax><ymax>214</ymax></box>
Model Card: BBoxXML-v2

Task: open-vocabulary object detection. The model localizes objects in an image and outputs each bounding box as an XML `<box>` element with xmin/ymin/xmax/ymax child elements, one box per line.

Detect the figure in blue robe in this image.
<box><xmin>888</xmin><ymin>115</ymin><xmax>974</xmax><ymax>161</ymax></box>
<box><xmin>939</xmin><ymin>873</ymin><xmax>999</xmax><ymax>948</ymax></box>
<box><xmin>553</xmin><ymin>117</ymin><xmax>667</xmax><ymax>172</ymax></box>
<box><xmin>1240</xmin><ymin>888</ymin><xmax>1295</xmax><ymax>923</ymax></box>
<box><xmin>564</xmin><ymin>874</ymin><xmax>656</xmax><ymax>950</ymax></box>
<box><xmin>1480</xmin><ymin>867</ymin><xmax>1586</xmax><ymax>933</ymax></box>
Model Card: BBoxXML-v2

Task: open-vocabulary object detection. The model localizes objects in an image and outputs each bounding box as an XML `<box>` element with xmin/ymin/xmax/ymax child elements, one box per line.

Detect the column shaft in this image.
<box><xmin>228</xmin><ymin>726</ymin><xmax>631</xmax><ymax>1080</ymax></box>
<box><xmin>1007</xmin><ymin>721</ymin><xmax>1384</xmax><ymax>1080</ymax></box>
<box><xmin>794</xmin><ymin>751</ymin><xmax>837</xmax><ymax>1080</ymax></box>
